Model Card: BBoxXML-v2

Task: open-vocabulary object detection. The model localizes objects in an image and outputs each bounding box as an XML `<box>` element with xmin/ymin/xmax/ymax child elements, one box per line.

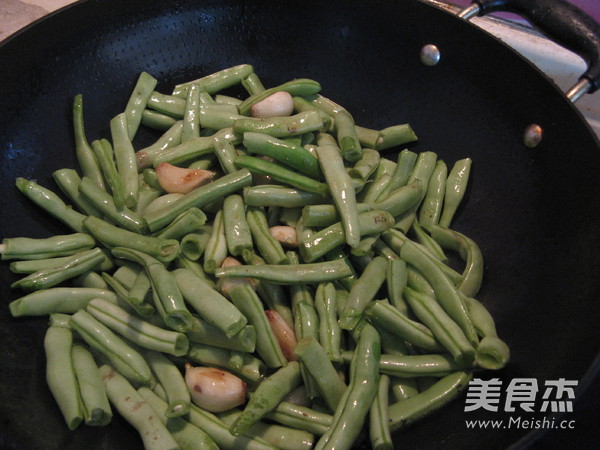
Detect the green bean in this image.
<box><xmin>155</xmin><ymin>207</ymin><xmax>207</xmax><ymax>240</ymax></box>
<box><xmin>182</xmin><ymin>83</ymin><xmax>201</xmax><ymax>141</ymax></box>
<box><xmin>188</xmin><ymin>154</ymin><xmax>217</xmax><ymax>170</ymax></box>
<box><xmin>292</xmin><ymin>96</ymin><xmax>333</xmax><ymax>130</ymax></box>
<box><xmin>173</xmin><ymin>64</ymin><xmax>255</xmax><ymax>98</ymax></box>
<box><xmin>230</xmin><ymin>361</ymin><xmax>302</xmax><ymax>435</ymax></box>
<box><xmin>180</xmin><ymin>226</ymin><xmax>212</xmax><ymax>261</ymax></box>
<box><xmin>52</xmin><ymin>168</ymin><xmax>103</xmax><ymax>217</ymax></box>
<box><xmin>315</xmin><ymin>132</ymin><xmax>361</xmax><ymax>247</ymax></box>
<box><xmin>357</xmin><ymin>173</ymin><xmax>391</xmax><ymax>204</ymax></box>
<box><xmin>235</xmin><ymin>155</ymin><xmax>328</xmax><ymax>195</ymax></box>
<box><xmin>369</xmin><ymin>374</ymin><xmax>392</xmax><ymax>450</ymax></box>
<box><xmin>373</xmin><ymin>239</ymin><xmax>400</xmax><ymax>262</ymax></box>
<box><xmin>364</xmin><ymin>299</ymin><xmax>444</xmax><ymax>352</ymax></box>
<box><xmin>439</xmin><ymin>158</ymin><xmax>472</xmax><ymax>228</ymax></box>
<box><xmin>198</xmin><ymin>104</ymin><xmax>244</xmax><ymax>129</ymax></box>
<box><xmin>172</xmin><ymin>268</ymin><xmax>247</xmax><ymax>338</ymax></box>
<box><xmin>301</xmin><ymin>210</ymin><xmax>395</xmax><ymax>262</ymax></box>
<box><xmin>338</xmin><ymin>256</ymin><xmax>388</xmax><ymax>330</ymax></box>
<box><xmin>388</xmin><ymin>371</ymin><xmax>473</xmax><ymax>431</ymax></box>
<box><xmin>110</xmin><ymin>113</ymin><xmax>139</xmax><ymax>208</ymax></box>
<box><xmin>212</xmin><ymin>136</ymin><xmax>239</xmax><ymax>174</ymax></box>
<box><xmin>394</xmin><ymin>151</ymin><xmax>438</xmax><ymax>233</ymax></box>
<box><xmin>244</xmin><ymin>185</ymin><xmax>329</xmax><ymax>208</ymax></box>
<box><xmin>215</xmin><ymin>94</ymin><xmax>242</xmax><ymax>106</ymax></box>
<box><xmin>390</xmin><ymin>376</ymin><xmax>420</xmax><ymax>402</ymax></box>
<box><xmin>79</xmin><ymin>176</ymin><xmax>148</xmax><ymax>233</ymax></box>
<box><xmin>238</xmin><ymin>78</ymin><xmax>321</xmax><ymax>115</ymax></box>
<box><xmin>386</xmin><ymin>258</ymin><xmax>409</xmax><ymax>314</ymax></box>
<box><xmin>11</xmin><ymin>247</ymin><xmax>105</xmax><ymax>292</ymax></box>
<box><xmin>215</xmin><ymin>257</ymin><xmax>354</xmax><ymax>284</ymax></box>
<box><xmin>152</xmin><ymin>131</ymin><xmax>234</xmax><ymax>167</ymax></box>
<box><xmin>83</xmin><ymin>216</ymin><xmax>178</xmax><ymax>263</ymax></box>
<box><xmin>241</xmin><ymin>72</ymin><xmax>266</xmax><ymax>95</ymax></box>
<box><xmin>138</xmin><ymin>387</ymin><xmax>219</xmax><ymax>450</ymax></box>
<box><xmin>377</xmin><ymin>353</ymin><xmax>471</xmax><ymax>378</ymax></box>
<box><xmin>246</xmin><ymin>206</ymin><xmax>287</xmax><ymax>264</ymax></box>
<box><xmin>74</xmin><ymin>271</ymin><xmax>110</xmax><ymax>289</ymax></box>
<box><xmin>110</xmin><ymin>261</ymin><xmax>140</xmax><ymax>288</ymax></box>
<box><xmin>203</xmin><ymin>210</ymin><xmax>228</xmax><ymax>273</ymax></box>
<box><xmin>418</xmin><ymin>159</ymin><xmax>447</xmax><ymax>229</ymax></box>
<box><xmin>127</xmin><ymin>267</ymin><xmax>151</xmax><ymax>304</ymax></box>
<box><xmin>136</xmin><ymin>121</ymin><xmax>183</xmax><ymax>170</ymax></box>
<box><xmin>314</xmin><ymin>282</ymin><xmax>343</xmax><ymax>363</ymax></box>
<box><xmin>315</xmin><ymin>323</ymin><xmax>380</xmax><ymax>450</ymax></box>
<box><xmin>311</xmin><ymin>96</ymin><xmax>362</xmax><ymax>162</ymax></box>
<box><xmin>228</xmin><ymin>283</ymin><xmax>287</xmax><ymax>368</ymax></box>
<box><xmin>399</xmin><ymin>240</ymin><xmax>478</xmax><ymax>345</ymax></box>
<box><xmin>14</xmin><ymin>178</ymin><xmax>86</xmax><ymax>232</ymax></box>
<box><xmin>220</xmin><ymin>409</ymin><xmax>314</xmax><ymax>450</ymax></box>
<box><xmin>463</xmin><ymin>297</ymin><xmax>510</xmax><ymax>370</ymax></box>
<box><xmin>186</xmin><ymin>342</ymin><xmax>266</xmax><ymax>384</ymax></box>
<box><xmin>10</xmin><ymin>251</ymin><xmax>111</xmax><ymax>275</ymax></box>
<box><xmin>185</xmin><ymin>404</ymin><xmax>277</xmax><ymax>450</ymax></box>
<box><xmin>143</xmin><ymin>169</ymin><xmax>252</xmax><ymax>232</ymax></box>
<box><xmin>348</xmin><ymin>148</ymin><xmax>380</xmax><ymax>181</ymax></box>
<box><xmin>112</xmin><ymin>247</ymin><xmax>193</xmax><ymax>333</ymax></box>
<box><xmin>71</xmin><ymin>343</ymin><xmax>112</xmax><ymax>426</ymax></box>
<box><xmin>242</xmin><ymin>251</ymin><xmax>294</xmax><ymax>327</ymax></box>
<box><xmin>71</xmin><ymin>311</ymin><xmax>152</xmax><ymax>384</ymax></box>
<box><xmin>44</xmin><ymin>325</ymin><xmax>83</xmax><ymax>430</ymax></box>
<box><xmin>73</xmin><ymin>94</ymin><xmax>105</xmax><ymax>190</ymax></box>
<box><xmin>294</xmin><ymin>337</ymin><xmax>347</xmax><ymax>411</ymax></box>
<box><xmin>243</xmin><ymin>132</ymin><xmax>322</xmax><ymax>179</ymax></box>
<box><xmin>9</xmin><ymin>287</ymin><xmax>117</xmax><ymax>317</ymax></box>
<box><xmin>265</xmin><ymin>402</ymin><xmax>333</xmax><ymax>436</ymax></box>
<box><xmin>404</xmin><ymin>287</ymin><xmax>475</xmax><ymax>365</ymax></box>
<box><xmin>141</xmin><ymin>109</ymin><xmax>178</xmax><ymax>130</ymax></box>
<box><xmin>90</xmin><ymin>139</ymin><xmax>127</xmax><ymax>208</ymax></box>
<box><xmin>411</xmin><ymin>219</ymin><xmax>448</xmax><ymax>263</ymax></box>
<box><xmin>375</xmin><ymin>124</ymin><xmax>418</xmax><ymax>151</ymax></box>
<box><xmin>147</xmin><ymin>91</ymin><xmax>186</xmax><ymax>117</ymax></box>
<box><xmin>222</xmin><ymin>194</ymin><xmax>253</xmax><ymax>257</ymax></box>
<box><xmin>101</xmin><ymin>272</ymin><xmax>155</xmax><ymax>318</ymax></box>
<box><xmin>430</xmin><ymin>225</ymin><xmax>484</xmax><ymax>298</ymax></box>
<box><xmin>124</xmin><ymin>71</ymin><xmax>158</xmax><ymax>139</ymax></box>
<box><xmin>87</xmin><ymin>298</ymin><xmax>188</xmax><ymax>356</ymax></box>
<box><xmin>187</xmin><ymin>315</ymin><xmax>256</xmax><ymax>353</ymax></box>
<box><xmin>233</xmin><ymin>110</ymin><xmax>323</xmax><ymax>138</ymax></box>
<box><xmin>377</xmin><ymin>149</ymin><xmax>418</xmax><ymax>201</ymax></box>
<box><xmin>1</xmin><ymin>232</ymin><xmax>95</xmax><ymax>261</ymax></box>
<box><xmin>144</xmin><ymin>350</ymin><xmax>190</xmax><ymax>417</ymax></box>
<box><xmin>99</xmin><ymin>365</ymin><xmax>179</xmax><ymax>449</ymax></box>
<box><xmin>134</xmin><ymin>182</ymin><xmax>162</xmax><ymax>215</ymax></box>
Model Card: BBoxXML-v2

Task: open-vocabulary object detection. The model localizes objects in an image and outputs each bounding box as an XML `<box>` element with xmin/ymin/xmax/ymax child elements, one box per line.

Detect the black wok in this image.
<box><xmin>1</xmin><ymin>0</ymin><xmax>599</xmax><ymax>448</ymax></box>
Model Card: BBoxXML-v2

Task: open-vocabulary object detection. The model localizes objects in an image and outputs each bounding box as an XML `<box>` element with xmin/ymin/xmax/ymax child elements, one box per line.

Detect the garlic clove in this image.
<box><xmin>155</xmin><ymin>162</ymin><xmax>216</xmax><ymax>194</ymax></box>
<box><xmin>250</xmin><ymin>91</ymin><xmax>294</xmax><ymax>118</ymax></box>
<box><xmin>268</xmin><ymin>225</ymin><xmax>298</xmax><ymax>247</ymax></box>
<box><xmin>266</xmin><ymin>309</ymin><xmax>298</xmax><ymax>361</ymax></box>
<box><xmin>184</xmin><ymin>363</ymin><xmax>247</xmax><ymax>413</ymax></box>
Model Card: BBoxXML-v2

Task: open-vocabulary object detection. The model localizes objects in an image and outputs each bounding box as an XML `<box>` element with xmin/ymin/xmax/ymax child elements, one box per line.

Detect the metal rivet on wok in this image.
<box><xmin>524</xmin><ymin>124</ymin><xmax>543</xmax><ymax>148</ymax></box>
<box><xmin>420</xmin><ymin>44</ymin><xmax>441</xmax><ymax>66</ymax></box>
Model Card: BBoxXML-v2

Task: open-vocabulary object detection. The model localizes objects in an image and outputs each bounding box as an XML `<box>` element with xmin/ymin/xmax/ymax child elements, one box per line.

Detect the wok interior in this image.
<box><xmin>1</xmin><ymin>0</ymin><xmax>599</xmax><ymax>448</ymax></box>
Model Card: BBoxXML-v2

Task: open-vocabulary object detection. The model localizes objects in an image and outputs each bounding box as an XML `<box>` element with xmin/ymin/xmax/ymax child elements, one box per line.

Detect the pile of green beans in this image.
<box><xmin>2</xmin><ymin>64</ymin><xmax>509</xmax><ymax>450</ymax></box>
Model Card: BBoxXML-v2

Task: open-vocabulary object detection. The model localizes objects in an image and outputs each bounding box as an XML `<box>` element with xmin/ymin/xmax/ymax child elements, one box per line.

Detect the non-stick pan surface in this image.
<box><xmin>1</xmin><ymin>0</ymin><xmax>599</xmax><ymax>448</ymax></box>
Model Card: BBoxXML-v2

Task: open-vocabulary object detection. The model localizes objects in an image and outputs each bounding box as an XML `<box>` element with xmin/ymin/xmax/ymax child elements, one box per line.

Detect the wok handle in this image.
<box><xmin>462</xmin><ymin>0</ymin><xmax>600</xmax><ymax>100</ymax></box>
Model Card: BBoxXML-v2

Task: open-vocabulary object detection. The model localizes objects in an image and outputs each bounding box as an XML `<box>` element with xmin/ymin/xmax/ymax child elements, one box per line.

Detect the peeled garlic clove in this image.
<box><xmin>266</xmin><ymin>309</ymin><xmax>298</xmax><ymax>361</ymax></box>
<box><xmin>250</xmin><ymin>91</ymin><xmax>294</xmax><ymax>118</ymax></box>
<box><xmin>155</xmin><ymin>162</ymin><xmax>216</xmax><ymax>194</ymax></box>
<box><xmin>184</xmin><ymin>364</ymin><xmax>247</xmax><ymax>413</ymax></box>
<box><xmin>268</xmin><ymin>226</ymin><xmax>298</xmax><ymax>247</ymax></box>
